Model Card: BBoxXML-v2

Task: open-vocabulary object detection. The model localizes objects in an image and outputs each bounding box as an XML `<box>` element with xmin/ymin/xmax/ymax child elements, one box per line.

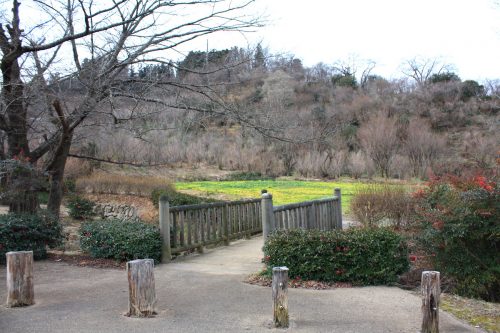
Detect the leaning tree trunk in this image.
<box><xmin>46</xmin><ymin>125</ymin><xmax>73</xmax><ymax>218</ymax></box>
<box><xmin>2</xmin><ymin>35</ymin><xmax>38</xmax><ymax>214</ymax></box>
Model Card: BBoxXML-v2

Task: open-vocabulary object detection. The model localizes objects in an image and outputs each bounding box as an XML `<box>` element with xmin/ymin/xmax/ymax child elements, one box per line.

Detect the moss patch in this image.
<box><xmin>441</xmin><ymin>293</ymin><xmax>500</xmax><ymax>332</ymax></box>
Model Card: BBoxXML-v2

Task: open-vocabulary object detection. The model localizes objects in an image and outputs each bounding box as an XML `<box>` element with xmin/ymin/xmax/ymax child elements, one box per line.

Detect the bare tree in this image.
<box><xmin>401</xmin><ymin>57</ymin><xmax>454</xmax><ymax>86</ymax></box>
<box><xmin>358</xmin><ymin>112</ymin><xmax>399</xmax><ymax>177</ymax></box>
<box><xmin>305</xmin><ymin>62</ymin><xmax>333</xmax><ymax>83</ymax></box>
<box><xmin>331</xmin><ymin>55</ymin><xmax>376</xmax><ymax>89</ymax></box>
<box><xmin>0</xmin><ymin>0</ymin><xmax>260</xmax><ymax>215</ymax></box>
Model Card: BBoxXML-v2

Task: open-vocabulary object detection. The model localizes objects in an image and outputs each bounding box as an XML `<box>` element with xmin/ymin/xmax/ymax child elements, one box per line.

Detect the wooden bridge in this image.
<box><xmin>158</xmin><ymin>189</ymin><xmax>342</xmax><ymax>262</ymax></box>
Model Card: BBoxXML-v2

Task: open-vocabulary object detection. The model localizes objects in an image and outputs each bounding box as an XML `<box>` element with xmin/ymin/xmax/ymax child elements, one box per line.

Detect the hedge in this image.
<box><xmin>80</xmin><ymin>219</ymin><xmax>162</xmax><ymax>263</ymax></box>
<box><xmin>263</xmin><ymin>228</ymin><xmax>409</xmax><ymax>285</ymax></box>
<box><xmin>0</xmin><ymin>211</ymin><xmax>63</xmax><ymax>263</ymax></box>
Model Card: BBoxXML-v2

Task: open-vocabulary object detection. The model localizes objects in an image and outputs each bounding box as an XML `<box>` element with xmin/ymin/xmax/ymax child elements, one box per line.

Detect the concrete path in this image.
<box><xmin>0</xmin><ymin>237</ymin><xmax>483</xmax><ymax>333</ymax></box>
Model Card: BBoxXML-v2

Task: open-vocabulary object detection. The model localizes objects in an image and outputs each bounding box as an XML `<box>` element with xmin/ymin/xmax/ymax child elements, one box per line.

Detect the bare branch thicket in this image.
<box><xmin>404</xmin><ymin>118</ymin><xmax>446</xmax><ymax>178</ymax></box>
<box><xmin>463</xmin><ymin>131</ymin><xmax>499</xmax><ymax>169</ymax></box>
<box><xmin>358</xmin><ymin>111</ymin><xmax>400</xmax><ymax>178</ymax></box>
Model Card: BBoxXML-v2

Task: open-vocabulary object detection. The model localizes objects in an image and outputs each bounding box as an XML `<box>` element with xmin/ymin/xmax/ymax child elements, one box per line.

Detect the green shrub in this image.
<box><xmin>67</xmin><ymin>195</ymin><xmax>95</xmax><ymax>219</ymax></box>
<box><xmin>79</xmin><ymin>219</ymin><xmax>162</xmax><ymax>263</ymax></box>
<box><xmin>413</xmin><ymin>174</ymin><xmax>499</xmax><ymax>301</ymax></box>
<box><xmin>263</xmin><ymin>228</ymin><xmax>409</xmax><ymax>285</ymax></box>
<box><xmin>0</xmin><ymin>211</ymin><xmax>63</xmax><ymax>263</ymax></box>
<box><xmin>150</xmin><ymin>188</ymin><xmax>218</xmax><ymax>208</ymax></box>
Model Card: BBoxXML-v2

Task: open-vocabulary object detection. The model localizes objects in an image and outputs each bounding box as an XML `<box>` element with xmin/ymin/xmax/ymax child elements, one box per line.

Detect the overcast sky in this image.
<box><xmin>3</xmin><ymin>0</ymin><xmax>499</xmax><ymax>82</ymax></box>
<box><xmin>201</xmin><ymin>0</ymin><xmax>500</xmax><ymax>81</ymax></box>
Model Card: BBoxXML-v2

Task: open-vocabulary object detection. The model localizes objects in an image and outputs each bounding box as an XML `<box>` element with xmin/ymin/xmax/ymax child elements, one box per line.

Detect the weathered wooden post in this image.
<box><xmin>222</xmin><ymin>203</ymin><xmax>230</xmax><ymax>246</ymax></box>
<box><xmin>6</xmin><ymin>251</ymin><xmax>34</xmax><ymax>307</ymax></box>
<box><xmin>334</xmin><ymin>188</ymin><xmax>343</xmax><ymax>229</ymax></box>
<box><xmin>262</xmin><ymin>192</ymin><xmax>275</xmax><ymax>239</ymax></box>
<box><xmin>159</xmin><ymin>195</ymin><xmax>171</xmax><ymax>263</ymax></box>
<box><xmin>126</xmin><ymin>259</ymin><xmax>156</xmax><ymax>317</ymax></box>
<box><xmin>272</xmin><ymin>266</ymin><xmax>289</xmax><ymax>328</ymax></box>
<box><xmin>421</xmin><ymin>271</ymin><xmax>440</xmax><ymax>333</ymax></box>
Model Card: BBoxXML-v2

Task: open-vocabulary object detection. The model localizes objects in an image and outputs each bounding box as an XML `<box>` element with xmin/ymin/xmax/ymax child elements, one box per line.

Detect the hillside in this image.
<box><xmin>65</xmin><ymin>50</ymin><xmax>499</xmax><ymax>181</ymax></box>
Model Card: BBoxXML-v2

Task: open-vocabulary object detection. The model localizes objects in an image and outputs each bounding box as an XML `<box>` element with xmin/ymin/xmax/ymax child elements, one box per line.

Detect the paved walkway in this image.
<box><xmin>0</xmin><ymin>237</ymin><xmax>483</xmax><ymax>333</ymax></box>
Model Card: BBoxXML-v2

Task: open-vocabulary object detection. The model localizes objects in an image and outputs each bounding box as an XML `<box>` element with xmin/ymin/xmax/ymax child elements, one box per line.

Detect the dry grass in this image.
<box><xmin>76</xmin><ymin>173</ymin><xmax>174</xmax><ymax>197</ymax></box>
<box><xmin>64</xmin><ymin>157</ymin><xmax>92</xmax><ymax>179</ymax></box>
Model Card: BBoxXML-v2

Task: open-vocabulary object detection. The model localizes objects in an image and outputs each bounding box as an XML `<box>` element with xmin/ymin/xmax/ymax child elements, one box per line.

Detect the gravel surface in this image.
<box><xmin>0</xmin><ymin>236</ymin><xmax>484</xmax><ymax>333</ymax></box>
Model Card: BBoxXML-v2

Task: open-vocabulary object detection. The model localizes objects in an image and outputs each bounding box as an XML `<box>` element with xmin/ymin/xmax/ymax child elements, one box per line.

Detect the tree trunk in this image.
<box><xmin>6</xmin><ymin>160</ymin><xmax>39</xmax><ymax>214</ymax></box>
<box><xmin>47</xmin><ymin>131</ymin><xmax>73</xmax><ymax>217</ymax></box>
<box><xmin>2</xmin><ymin>29</ymin><xmax>37</xmax><ymax>214</ymax></box>
<box><xmin>6</xmin><ymin>251</ymin><xmax>35</xmax><ymax>307</ymax></box>
<box><xmin>0</xmin><ymin>132</ymin><xmax>5</xmax><ymax>160</ymax></box>
<box><xmin>3</xmin><ymin>59</ymin><xmax>30</xmax><ymax>159</ymax></box>
<box><xmin>126</xmin><ymin>259</ymin><xmax>156</xmax><ymax>317</ymax></box>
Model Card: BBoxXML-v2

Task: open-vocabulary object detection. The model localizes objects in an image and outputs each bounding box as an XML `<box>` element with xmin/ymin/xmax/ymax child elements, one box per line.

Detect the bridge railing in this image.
<box><xmin>273</xmin><ymin>197</ymin><xmax>341</xmax><ymax>232</ymax></box>
<box><xmin>159</xmin><ymin>198</ymin><xmax>261</xmax><ymax>261</ymax></box>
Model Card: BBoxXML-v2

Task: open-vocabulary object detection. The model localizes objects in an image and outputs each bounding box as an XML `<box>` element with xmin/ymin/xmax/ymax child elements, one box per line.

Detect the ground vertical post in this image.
<box><xmin>126</xmin><ymin>259</ymin><xmax>156</xmax><ymax>317</ymax></box>
<box><xmin>421</xmin><ymin>271</ymin><xmax>440</xmax><ymax>333</ymax></box>
<box><xmin>159</xmin><ymin>195</ymin><xmax>171</xmax><ymax>263</ymax></box>
<box><xmin>262</xmin><ymin>192</ymin><xmax>275</xmax><ymax>239</ymax></box>
<box><xmin>334</xmin><ymin>188</ymin><xmax>343</xmax><ymax>229</ymax></box>
<box><xmin>6</xmin><ymin>251</ymin><xmax>34</xmax><ymax>307</ymax></box>
<box><xmin>272</xmin><ymin>266</ymin><xmax>289</xmax><ymax>328</ymax></box>
<box><xmin>223</xmin><ymin>203</ymin><xmax>230</xmax><ymax>245</ymax></box>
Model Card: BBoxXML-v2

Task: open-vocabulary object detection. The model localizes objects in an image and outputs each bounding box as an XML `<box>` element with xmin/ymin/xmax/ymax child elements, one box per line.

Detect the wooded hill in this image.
<box><xmin>66</xmin><ymin>48</ymin><xmax>499</xmax><ymax>180</ymax></box>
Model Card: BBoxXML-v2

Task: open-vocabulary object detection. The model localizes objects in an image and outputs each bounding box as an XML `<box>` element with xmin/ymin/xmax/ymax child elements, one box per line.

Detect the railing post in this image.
<box><xmin>334</xmin><ymin>188</ymin><xmax>343</xmax><ymax>230</ymax></box>
<box><xmin>222</xmin><ymin>203</ymin><xmax>230</xmax><ymax>246</ymax></box>
<box><xmin>262</xmin><ymin>192</ymin><xmax>275</xmax><ymax>239</ymax></box>
<box><xmin>421</xmin><ymin>271</ymin><xmax>440</xmax><ymax>333</ymax></box>
<box><xmin>159</xmin><ymin>195</ymin><xmax>171</xmax><ymax>263</ymax></box>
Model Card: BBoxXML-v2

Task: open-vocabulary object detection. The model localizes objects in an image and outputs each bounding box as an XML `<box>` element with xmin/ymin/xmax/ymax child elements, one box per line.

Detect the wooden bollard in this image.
<box><xmin>6</xmin><ymin>251</ymin><xmax>34</xmax><ymax>307</ymax></box>
<box><xmin>126</xmin><ymin>259</ymin><xmax>156</xmax><ymax>317</ymax></box>
<box><xmin>421</xmin><ymin>271</ymin><xmax>440</xmax><ymax>333</ymax></box>
<box><xmin>272</xmin><ymin>266</ymin><xmax>289</xmax><ymax>328</ymax></box>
